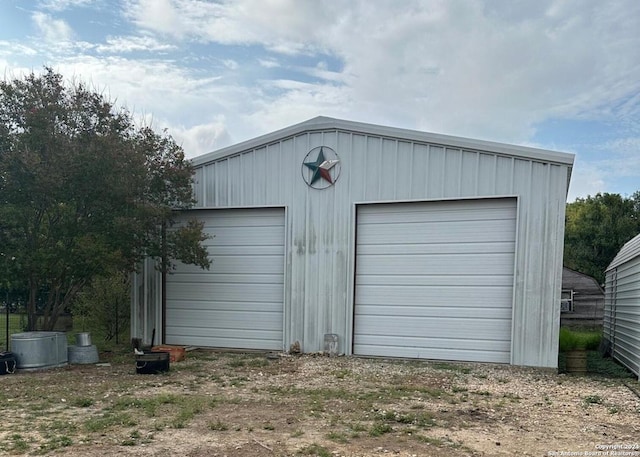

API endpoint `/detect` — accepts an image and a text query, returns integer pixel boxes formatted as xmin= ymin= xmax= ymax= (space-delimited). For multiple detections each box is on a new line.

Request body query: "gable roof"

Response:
xmin=607 ymin=233 xmax=640 ymax=271
xmin=192 ymin=116 xmax=576 ymax=169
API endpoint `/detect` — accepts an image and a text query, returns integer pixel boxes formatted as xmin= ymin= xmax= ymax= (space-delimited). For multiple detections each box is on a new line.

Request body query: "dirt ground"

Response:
xmin=1 ymin=350 xmax=639 ymax=456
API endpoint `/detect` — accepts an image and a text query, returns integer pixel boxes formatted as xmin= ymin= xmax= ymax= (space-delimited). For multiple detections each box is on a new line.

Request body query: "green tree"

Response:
xmin=564 ymin=192 xmax=640 ymax=284
xmin=0 ymin=68 xmax=210 ymax=331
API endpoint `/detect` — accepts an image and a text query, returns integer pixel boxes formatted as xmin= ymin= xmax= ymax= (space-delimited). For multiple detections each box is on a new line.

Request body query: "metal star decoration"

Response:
xmin=303 ymin=147 xmax=340 ymax=185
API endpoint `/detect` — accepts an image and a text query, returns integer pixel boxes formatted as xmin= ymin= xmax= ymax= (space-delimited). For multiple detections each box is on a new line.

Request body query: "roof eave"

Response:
xmin=191 ymin=116 xmax=576 ymax=168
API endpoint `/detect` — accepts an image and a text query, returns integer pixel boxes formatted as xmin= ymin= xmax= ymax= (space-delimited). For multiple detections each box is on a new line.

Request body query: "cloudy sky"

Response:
xmin=1 ymin=0 xmax=639 ymax=201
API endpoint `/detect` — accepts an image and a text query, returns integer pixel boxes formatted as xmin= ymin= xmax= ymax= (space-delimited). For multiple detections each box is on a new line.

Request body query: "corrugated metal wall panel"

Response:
xmin=137 ymin=120 xmax=570 ymax=367
xmin=604 ymin=251 xmax=640 ymax=378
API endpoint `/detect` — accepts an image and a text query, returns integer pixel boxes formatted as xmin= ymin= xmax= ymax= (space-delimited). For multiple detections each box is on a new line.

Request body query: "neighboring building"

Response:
xmin=132 ymin=117 xmax=574 ymax=368
xmin=604 ymin=234 xmax=640 ymax=379
xmin=560 ymin=267 xmax=604 ymax=328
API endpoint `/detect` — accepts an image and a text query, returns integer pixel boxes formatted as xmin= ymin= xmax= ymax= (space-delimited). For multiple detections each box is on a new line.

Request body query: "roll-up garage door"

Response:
xmin=354 ymin=198 xmax=516 ymax=363
xmin=165 ymin=208 xmax=285 ymax=350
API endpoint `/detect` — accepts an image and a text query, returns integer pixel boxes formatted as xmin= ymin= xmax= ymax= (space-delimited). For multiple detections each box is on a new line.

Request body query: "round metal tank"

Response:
xmin=10 ymin=332 xmax=68 ymax=370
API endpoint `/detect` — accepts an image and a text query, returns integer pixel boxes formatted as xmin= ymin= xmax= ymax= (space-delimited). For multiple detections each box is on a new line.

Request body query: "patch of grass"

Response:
xmin=414 ymin=435 xmax=446 ymax=445
xmin=559 ymin=328 xmax=601 ymax=351
xmin=84 ymin=412 xmax=137 ymax=432
xmin=208 ymin=419 xmax=228 ymax=431
xmin=36 ymin=435 xmax=73 ymax=453
xmin=8 ymin=434 xmax=30 ymax=453
xmin=121 ymin=430 xmax=142 ymax=446
xmin=326 ymin=431 xmax=349 ymax=443
xmin=586 ymin=352 xmax=636 ymax=378
xmin=348 ymin=422 xmax=367 ymax=433
xmin=72 ymin=397 xmax=95 ymax=408
xmin=111 ymin=393 xmax=207 ymax=428
xmin=502 ymin=392 xmax=521 ymax=401
xmin=246 ymin=357 xmax=269 ymax=368
xmin=473 ymin=390 xmax=492 ymax=397
xmin=333 ymin=369 xmax=352 ymax=379
xmin=39 ymin=419 xmax=77 ymax=434
xmin=377 ymin=410 xmax=435 ymax=428
xmin=263 ymin=423 xmax=275 ymax=431
xmin=431 ymin=362 xmax=472 ymax=374
xmin=583 ymin=394 xmax=603 ymax=405
xmin=369 ymin=422 xmax=393 ymax=436
xmin=291 ymin=429 xmax=304 ymax=438
xmin=298 ymin=443 xmax=332 ymax=457
xmin=226 ymin=358 xmax=246 ymax=368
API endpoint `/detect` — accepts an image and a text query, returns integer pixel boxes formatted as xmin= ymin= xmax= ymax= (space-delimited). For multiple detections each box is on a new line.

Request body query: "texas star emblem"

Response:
xmin=302 ymin=146 xmax=341 ymax=189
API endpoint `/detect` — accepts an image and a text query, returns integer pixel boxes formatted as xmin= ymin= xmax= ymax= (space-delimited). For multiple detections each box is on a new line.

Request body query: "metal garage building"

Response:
xmin=132 ymin=116 xmax=574 ymax=368
xmin=604 ymin=234 xmax=640 ymax=379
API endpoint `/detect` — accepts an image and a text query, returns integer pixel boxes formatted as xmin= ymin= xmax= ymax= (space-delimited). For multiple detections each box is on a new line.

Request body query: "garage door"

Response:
xmin=353 ymin=198 xmax=516 ymax=363
xmin=165 ymin=208 xmax=285 ymax=350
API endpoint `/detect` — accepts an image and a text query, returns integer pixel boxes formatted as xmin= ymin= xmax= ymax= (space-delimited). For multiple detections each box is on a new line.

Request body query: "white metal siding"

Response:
xmin=165 ymin=208 xmax=285 ymax=350
xmin=605 ymin=234 xmax=640 ymax=378
xmin=354 ymin=198 xmax=516 ymax=363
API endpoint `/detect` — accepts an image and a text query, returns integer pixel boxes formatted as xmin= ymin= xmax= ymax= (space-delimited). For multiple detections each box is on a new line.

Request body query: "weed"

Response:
xmin=85 ymin=412 xmax=136 ymax=432
xmin=583 ymin=395 xmax=603 ymax=405
xmin=333 ymin=369 xmax=352 ymax=379
xmin=349 ymin=422 xmax=367 ymax=433
xmin=369 ymin=422 xmax=393 ymax=436
xmin=473 ymin=390 xmax=492 ymax=397
xmin=121 ymin=430 xmax=141 ymax=446
xmin=414 ymin=435 xmax=445 ymax=445
xmin=326 ymin=431 xmax=349 ymax=443
xmin=246 ymin=357 xmax=269 ymax=368
xmin=39 ymin=419 xmax=77 ymax=434
xmin=263 ymin=423 xmax=275 ymax=431
xmin=291 ymin=429 xmax=304 ymax=438
xmin=72 ymin=397 xmax=95 ymax=408
xmin=9 ymin=434 xmax=29 ymax=453
xmin=37 ymin=435 xmax=73 ymax=453
xmin=226 ymin=358 xmax=246 ymax=368
xmin=298 ymin=443 xmax=332 ymax=457
xmin=208 ymin=419 xmax=228 ymax=431
xmin=451 ymin=385 xmax=468 ymax=393
xmin=502 ymin=392 xmax=521 ymax=402
xmin=431 ymin=362 xmax=472 ymax=374
xmin=377 ymin=410 xmax=435 ymax=428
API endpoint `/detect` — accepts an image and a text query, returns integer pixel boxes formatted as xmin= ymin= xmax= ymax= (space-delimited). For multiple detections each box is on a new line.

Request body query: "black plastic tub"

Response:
xmin=135 ymin=350 xmax=170 ymax=374
xmin=1 ymin=352 xmax=16 ymax=375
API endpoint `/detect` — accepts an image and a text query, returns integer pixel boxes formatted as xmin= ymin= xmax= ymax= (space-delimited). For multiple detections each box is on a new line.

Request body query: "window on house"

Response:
xmin=560 ymin=289 xmax=574 ymax=313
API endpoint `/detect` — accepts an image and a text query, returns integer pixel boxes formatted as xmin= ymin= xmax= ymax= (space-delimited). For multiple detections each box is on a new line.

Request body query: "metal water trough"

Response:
xmin=11 ymin=331 xmax=68 ymax=370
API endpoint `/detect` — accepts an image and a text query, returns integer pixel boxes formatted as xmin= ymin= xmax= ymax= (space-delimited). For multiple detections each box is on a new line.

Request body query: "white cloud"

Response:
xmin=170 ymin=119 xmax=233 ymax=157
xmin=0 ymin=42 xmax=38 ymax=57
xmin=258 ymin=58 xmax=280 ymax=68
xmin=122 ymin=0 xmax=640 ymax=145
xmin=38 ymin=0 xmax=93 ymax=11
xmin=96 ymin=35 xmax=177 ymax=53
xmin=32 ymin=11 xmax=74 ymax=43
xmin=222 ymin=59 xmax=238 ymax=70
xmin=124 ymin=0 xmax=335 ymax=53
xmin=567 ymin=161 xmax=606 ymax=201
